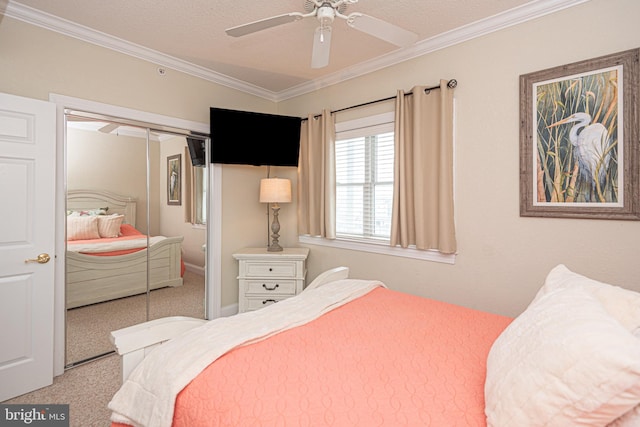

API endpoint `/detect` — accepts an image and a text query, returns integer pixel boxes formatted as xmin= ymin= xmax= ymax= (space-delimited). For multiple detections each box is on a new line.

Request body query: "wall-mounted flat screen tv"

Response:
xmin=210 ymin=107 xmax=301 ymax=167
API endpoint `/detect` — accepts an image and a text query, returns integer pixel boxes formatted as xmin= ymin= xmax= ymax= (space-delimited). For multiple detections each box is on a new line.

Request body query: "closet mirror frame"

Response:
xmin=63 ymin=108 xmax=210 ymax=367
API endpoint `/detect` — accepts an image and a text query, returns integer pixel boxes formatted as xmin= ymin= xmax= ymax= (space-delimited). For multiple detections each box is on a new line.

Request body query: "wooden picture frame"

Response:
xmin=519 ymin=48 xmax=639 ymax=220
xmin=167 ymin=154 xmax=181 ymax=206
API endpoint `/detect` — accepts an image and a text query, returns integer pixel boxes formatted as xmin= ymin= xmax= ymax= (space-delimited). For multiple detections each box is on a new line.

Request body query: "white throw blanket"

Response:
xmin=109 ymin=278 xmax=385 ymax=427
xmin=67 ymin=236 xmax=165 ymax=253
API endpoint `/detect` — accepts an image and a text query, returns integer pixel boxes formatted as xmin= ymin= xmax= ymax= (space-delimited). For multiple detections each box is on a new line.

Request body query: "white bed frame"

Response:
xmin=111 ymin=266 xmax=350 ymax=381
xmin=66 ymin=189 xmax=183 ymax=309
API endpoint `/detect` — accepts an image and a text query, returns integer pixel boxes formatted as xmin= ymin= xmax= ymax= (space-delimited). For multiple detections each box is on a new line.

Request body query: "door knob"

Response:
xmin=25 ymin=253 xmax=51 ymax=264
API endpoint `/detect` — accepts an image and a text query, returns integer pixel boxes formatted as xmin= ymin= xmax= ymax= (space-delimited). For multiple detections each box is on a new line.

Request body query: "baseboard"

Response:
xmin=220 ymin=303 xmax=238 ymax=318
xmin=183 ymin=263 xmax=236 ymax=318
xmin=184 ymin=262 xmax=205 ymax=276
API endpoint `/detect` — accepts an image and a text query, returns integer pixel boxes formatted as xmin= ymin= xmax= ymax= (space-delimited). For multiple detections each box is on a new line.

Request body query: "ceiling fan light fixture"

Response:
xmin=317 ymin=4 xmax=335 ymax=26
xmin=319 ymin=27 xmax=327 ymax=43
xmin=312 ymin=26 xmax=332 ymax=68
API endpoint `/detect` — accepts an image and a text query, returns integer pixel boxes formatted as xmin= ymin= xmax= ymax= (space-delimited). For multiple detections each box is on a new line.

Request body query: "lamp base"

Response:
xmin=267 ymin=204 xmax=283 ymax=252
xmin=267 ymin=242 xmax=283 ymax=252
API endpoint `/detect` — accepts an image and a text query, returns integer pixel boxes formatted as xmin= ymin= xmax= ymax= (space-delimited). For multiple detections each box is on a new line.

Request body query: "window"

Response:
xmin=185 ymin=140 xmax=208 ymax=227
xmin=299 ymin=111 xmax=455 ymax=264
xmin=194 ymin=166 xmax=206 ymax=225
xmin=335 ymin=112 xmax=394 ymax=243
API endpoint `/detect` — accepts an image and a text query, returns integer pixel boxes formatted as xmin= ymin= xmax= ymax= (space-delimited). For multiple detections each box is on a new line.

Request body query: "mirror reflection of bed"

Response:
xmin=65 ymin=118 xmax=207 ymax=367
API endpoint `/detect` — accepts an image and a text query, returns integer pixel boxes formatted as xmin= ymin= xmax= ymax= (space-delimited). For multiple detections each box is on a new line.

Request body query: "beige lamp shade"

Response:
xmin=259 ymin=178 xmax=291 ymax=203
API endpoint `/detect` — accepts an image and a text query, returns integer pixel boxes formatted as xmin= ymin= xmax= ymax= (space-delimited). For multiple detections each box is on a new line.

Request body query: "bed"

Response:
xmin=66 ymin=189 xmax=184 ymax=309
xmin=108 ymin=265 xmax=640 ymax=427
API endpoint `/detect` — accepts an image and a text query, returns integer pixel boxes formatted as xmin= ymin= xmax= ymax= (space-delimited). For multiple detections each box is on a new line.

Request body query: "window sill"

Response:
xmin=191 ymin=223 xmax=206 ymax=230
xmin=298 ymin=235 xmax=456 ymax=264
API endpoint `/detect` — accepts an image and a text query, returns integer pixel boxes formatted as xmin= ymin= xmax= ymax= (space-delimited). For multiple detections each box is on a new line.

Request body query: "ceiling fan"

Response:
xmin=225 ymin=0 xmax=418 ymax=69
xmin=65 ymin=115 xmax=120 ymax=133
xmin=66 ymin=117 xmax=157 ymax=138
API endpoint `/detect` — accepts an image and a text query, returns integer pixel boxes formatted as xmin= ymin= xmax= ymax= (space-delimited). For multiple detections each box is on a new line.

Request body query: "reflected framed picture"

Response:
xmin=519 ymin=48 xmax=639 ymax=220
xmin=167 ymin=154 xmax=181 ymax=206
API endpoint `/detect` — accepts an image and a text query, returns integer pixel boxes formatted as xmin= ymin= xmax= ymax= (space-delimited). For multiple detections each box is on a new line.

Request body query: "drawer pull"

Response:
xmin=262 ymin=283 xmax=279 ymax=291
xmin=269 ymin=267 xmax=273 ymax=271
xmin=263 ymin=299 xmax=277 ymax=305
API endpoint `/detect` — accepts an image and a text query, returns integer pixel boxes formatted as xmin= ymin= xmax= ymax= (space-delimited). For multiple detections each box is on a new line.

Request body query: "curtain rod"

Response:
xmin=302 ymin=79 xmax=457 ymax=121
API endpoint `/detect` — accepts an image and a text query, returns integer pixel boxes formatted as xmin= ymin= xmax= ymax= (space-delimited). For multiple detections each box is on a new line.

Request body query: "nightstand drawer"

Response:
xmin=243 ymin=279 xmax=297 ymax=296
xmin=244 ymin=261 xmax=297 ymax=277
xmin=245 ymin=296 xmax=289 ymax=311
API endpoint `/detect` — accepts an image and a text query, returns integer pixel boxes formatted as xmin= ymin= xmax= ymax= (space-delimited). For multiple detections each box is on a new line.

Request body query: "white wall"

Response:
xmin=277 ymin=0 xmax=640 ymax=316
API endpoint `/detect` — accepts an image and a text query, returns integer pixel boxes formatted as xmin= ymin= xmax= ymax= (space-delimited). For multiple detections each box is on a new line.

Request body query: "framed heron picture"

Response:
xmin=519 ymin=48 xmax=639 ymax=220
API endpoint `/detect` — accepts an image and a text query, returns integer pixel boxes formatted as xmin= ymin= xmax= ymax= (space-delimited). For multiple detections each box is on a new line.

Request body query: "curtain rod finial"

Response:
xmin=447 ymin=79 xmax=457 ymax=89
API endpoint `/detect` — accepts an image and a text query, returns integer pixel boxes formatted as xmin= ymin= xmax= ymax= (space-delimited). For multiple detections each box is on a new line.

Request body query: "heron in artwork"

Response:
xmin=547 ymin=112 xmax=613 ymax=201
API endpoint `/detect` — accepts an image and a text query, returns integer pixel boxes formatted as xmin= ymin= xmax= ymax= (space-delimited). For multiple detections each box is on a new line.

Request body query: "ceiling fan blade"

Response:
xmin=311 ymin=26 xmax=332 ymax=69
xmin=346 ymin=13 xmax=418 ymax=47
xmin=66 ymin=116 xmax=95 ymax=122
xmin=98 ymin=123 xmax=119 ymax=134
xmin=226 ymin=12 xmax=304 ymax=37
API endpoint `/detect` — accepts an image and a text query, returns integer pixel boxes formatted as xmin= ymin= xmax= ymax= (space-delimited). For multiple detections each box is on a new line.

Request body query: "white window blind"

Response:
xmin=335 ymin=113 xmax=394 ymax=242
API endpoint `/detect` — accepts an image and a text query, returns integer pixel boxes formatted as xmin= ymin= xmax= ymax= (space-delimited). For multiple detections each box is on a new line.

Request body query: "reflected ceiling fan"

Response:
xmin=66 ymin=117 xmax=163 ymax=139
xmin=225 ymin=0 xmax=418 ymax=68
xmin=65 ymin=115 xmax=121 ymax=133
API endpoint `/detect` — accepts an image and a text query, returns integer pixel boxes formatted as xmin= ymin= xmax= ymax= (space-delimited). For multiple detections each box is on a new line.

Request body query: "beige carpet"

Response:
xmin=3 ymin=270 xmax=206 ymax=426
xmin=4 ymin=354 xmax=121 ymax=426
xmin=67 ymin=270 xmax=205 ymax=364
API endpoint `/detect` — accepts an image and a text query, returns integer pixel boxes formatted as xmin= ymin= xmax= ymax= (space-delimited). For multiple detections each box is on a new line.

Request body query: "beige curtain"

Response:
xmin=184 ymin=146 xmax=197 ymax=224
xmin=297 ymin=109 xmax=336 ymax=238
xmin=391 ymin=80 xmax=457 ymax=253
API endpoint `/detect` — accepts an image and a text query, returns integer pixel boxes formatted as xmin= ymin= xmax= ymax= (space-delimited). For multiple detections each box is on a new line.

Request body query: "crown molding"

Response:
xmin=4 ymin=0 xmax=589 ymax=103
xmin=3 ymin=0 xmax=281 ymax=101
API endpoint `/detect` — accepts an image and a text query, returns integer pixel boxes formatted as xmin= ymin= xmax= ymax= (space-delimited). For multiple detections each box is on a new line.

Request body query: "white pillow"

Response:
xmin=97 ymin=214 xmax=124 ymax=238
xmin=608 ymin=404 xmax=640 ymax=427
xmin=535 ymin=264 xmax=640 ymax=332
xmin=485 ymin=283 xmax=640 ymax=426
xmin=67 ymin=216 xmax=100 ymax=240
xmin=608 ymin=329 xmax=640 ymax=427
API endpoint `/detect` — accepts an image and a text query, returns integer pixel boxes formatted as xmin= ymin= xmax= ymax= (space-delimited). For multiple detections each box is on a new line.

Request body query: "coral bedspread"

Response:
xmin=113 ymin=287 xmax=511 ymax=426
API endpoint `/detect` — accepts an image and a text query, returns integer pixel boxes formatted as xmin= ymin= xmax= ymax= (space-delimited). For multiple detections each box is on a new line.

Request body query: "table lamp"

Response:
xmin=259 ymin=177 xmax=291 ymax=252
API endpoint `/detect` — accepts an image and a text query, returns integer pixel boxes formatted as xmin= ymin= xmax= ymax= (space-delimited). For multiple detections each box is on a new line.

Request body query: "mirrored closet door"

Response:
xmin=64 ymin=111 xmax=209 ymax=367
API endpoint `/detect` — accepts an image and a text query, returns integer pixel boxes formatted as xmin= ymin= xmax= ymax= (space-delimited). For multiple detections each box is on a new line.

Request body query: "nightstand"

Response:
xmin=233 ymin=247 xmax=310 ymax=313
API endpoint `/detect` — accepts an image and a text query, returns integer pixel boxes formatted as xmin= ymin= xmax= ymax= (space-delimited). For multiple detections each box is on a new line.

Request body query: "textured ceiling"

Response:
xmin=4 ymin=0 xmax=586 ymax=99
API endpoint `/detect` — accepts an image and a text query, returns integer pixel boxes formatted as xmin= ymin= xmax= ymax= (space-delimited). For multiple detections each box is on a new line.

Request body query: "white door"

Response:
xmin=0 ymin=92 xmax=56 ymax=401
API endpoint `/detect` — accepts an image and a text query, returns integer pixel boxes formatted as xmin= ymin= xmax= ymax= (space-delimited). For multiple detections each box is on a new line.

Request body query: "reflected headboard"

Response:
xmin=67 ymin=189 xmax=137 ymax=228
